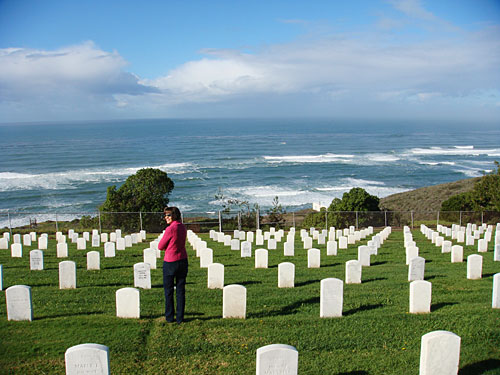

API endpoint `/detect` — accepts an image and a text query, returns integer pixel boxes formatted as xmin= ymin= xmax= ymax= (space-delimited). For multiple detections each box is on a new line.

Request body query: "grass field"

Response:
xmin=0 ymin=228 xmax=499 ymax=374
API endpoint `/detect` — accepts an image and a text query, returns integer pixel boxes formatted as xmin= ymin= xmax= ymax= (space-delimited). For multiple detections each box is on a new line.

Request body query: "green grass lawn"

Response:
xmin=0 ymin=228 xmax=499 ymax=374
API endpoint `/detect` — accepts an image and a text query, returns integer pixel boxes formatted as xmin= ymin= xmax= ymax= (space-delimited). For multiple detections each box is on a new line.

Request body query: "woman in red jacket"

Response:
xmin=158 ymin=206 xmax=188 ymax=323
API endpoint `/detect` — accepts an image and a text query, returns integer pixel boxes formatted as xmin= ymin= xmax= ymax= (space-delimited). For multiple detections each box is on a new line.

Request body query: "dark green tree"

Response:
xmin=267 ymin=196 xmax=286 ymax=229
xmin=99 ymin=168 xmax=174 ymax=232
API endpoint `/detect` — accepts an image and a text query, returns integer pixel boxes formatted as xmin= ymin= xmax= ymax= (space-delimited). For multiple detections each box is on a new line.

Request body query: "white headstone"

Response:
xmin=278 ymin=262 xmax=295 ymax=288
xmin=256 ymin=344 xmax=298 ymax=375
xmin=357 ymin=246 xmax=371 ymax=267
xmin=104 ymin=242 xmax=116 ymax=258
xmin=38 ymin=236 xmax=48 ymax=250
xmin=134 ymin=262 xmax=151 ymax=289
xmin=303 ymin=237 xmax=312 ymax=250
xmin=91 ymin=235 xmax=100 ymax=248
xmin=493 ymin=273 xmax=500 ymax=308
xmin=320 ymin=278 xmax=343 ymax=318
xmin=419 ymin=330 xmax=460 ymax=375
xmin=256 ymin=234 xmax=264 ymax=246
xmin=23 ymin=234 xmax=32 ymax=246
xmin=0 ymin=238 xmax=8 ymax=249
xmin=307 ymin=248 xmax=320 ymax=268
xmin=477 ymin=239 xmax=488 ymax=252
xmin=116 ymin=287 xmax=140 ymax=318
xmin=268 ymin=238 xmax=277 ymax=250
xmin=338 ymin=236 xmax=348 ymax=249
xmin=223 ymin=284 xmax=246 ymax=319
xmin=467 ymin=254 xmax=483 ymax=280
xmin=230 ymin=238 xmax=240 ymax=250
xmin=255 ymin=249 xmax=269 ymax=269
xmin=116 ymin=237 xmax=126 ymax=251
xmin=410 ymin=280 xmax=431 ymax=314
xmin=143 ymin=249 xmax=157 ymax=270
xmin=11 ymin=243 xmax=22 ymax=258
xmin=326 ymin=240 xmax=337 ymax=256
xmin=59 ymin=261 xmax=77 ymax=289
xmin=100 ymin=233 xmax=108 ymax=243
xmin=140 ymin=230 xmax=146 ymax=240
xmin=406 ymin=246 xmax=419 ymax=265
xmin=87 ymin=251 xmax=100 ymax=270
xmin=495 ymin=244 xmax=500 ymax=262
xmin=241 ymin=241 xmax=252 ymax=258
xmin=110 ymin=232 xmax=117 ymax=242
xmin=284 ymin=241 xmax=294 ymax=256
xmin=57 ymin=243 xmax=68 ymax=258
xmin=345 ymin=260 xmax=361 ymax=284
xmin=77 ymin=238 xmax=86 ymax=250
xmin=451 ymin=245 xmax=463 ymax=263
xmin=65 ymin=343 xmax=109 ymax=375
xmin=124 ymin=235 xmax=133 ymax=248
xmin=29 ymin=250 xmax=43 ymax=270
xmin=408 ymin=256 xmax=425 ymax=282
xmin=6 ymin=285 xmax=33 ymax=321
xmin=208 ymin=263 xmax=224 ymax=289
xmin=442 ymin=240 xmax=452 ymax=253
xmin=200 ymin=248 xmax=213 ymax=268
xmin=83 ymin=232 xmax=90 ymax=241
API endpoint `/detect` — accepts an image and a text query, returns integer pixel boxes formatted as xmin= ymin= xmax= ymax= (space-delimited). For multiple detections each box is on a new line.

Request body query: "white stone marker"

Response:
xmin=256 ymin=344 xmax=298 ymax=375
xmin=223 ymin=284 xmax=246 ymax=319
xmin=268 ymin=238 xmax=277 ymax=250
xmin=358 ymin=246 xmax=371 ymax=267
xmin=124 ymin=235 xmax=133 ymax=248
xmin=104 ymin=242 xmax=116 ymax=258
xmin=410 ymin=280 xmax=431 ymax=314
xmin=493 ymin=273 xmax=500 ymax=308
xmin=241 ymin=241 xmax=252 ymax=258
xmin=100 ymin=233 xmax=109 ymax=243
xmin=116 ymin=287 xmax=140 ymax=318
xmin=0 ymin=238 xmax=8 ymax=249
xmin=451 ymin=245 xmax=463 ymax=263
xmin=208 ymin=263 xmax=224 ymax=289
xmin=23 ymin=234 xmax=32 ymax=246
xmin=65 ymin=343 xmax=110 ymax=375
xmin=59 ymin=261 xmax=76 ymax=289
xmin=320 ymin=278 xmax=343 ymax=318
xmin=284 ymin=241 xmax=294 ymax=256
xmin=91 ymin=235 xmax=100 ymax=248
xmin=200 ymin=248 xmax=213 ymax=268
xmin=255 ymin=249 xmax=268 ymax=269
xmin=477 ymin=238 xmax=488 ymax=252
xmin=110 ymin=232 xmax=117 ymax=242
xmin=256 ymin=234 xmax=264 ymax=246
xmin=406 ymin=246 xmax=419 ymax=265
xmin=419 ymin=330 xmax=460 ymax=375
xmin=134 ymin=262 xmax=151 ymax=289
xmin=57 ymin=243 xmax=68 ymax=258
xmin=11 ymin=243 xmax=22 ymax=258
xmin=408 ymin=256 xmax=425 ymax=282
xmin=327 ymin=240 xmax=337 ymax=256
xmin=131 ymin=233 xmax=139 ymax=244
xmin=76 ymin=238 xmax=86 ymax=250
xmin=495 ymin=244 xmax=500 ymax=261
xmin=143 ymin=248 xmax=157 ymax=270
xmin=30 ymin=250 xmax=43 ymax=270
xmin=307 ymin=248 xmax=321 ymax=268
xmin=467 ymin=254 xmax=483 ymax=280
xmin=278 ymin=262 xmax=295 ymax=288
xmin=338 ymin=236 xmax=348 ymax=249
xmin=87 ymin=251 xmax=100 ymax=271
xmin=140 ymin=230 xmax=146 ymax=240
xmin=303 ymin=237 xmax=312 ymax=250
xmin=230 ymin=238 xmax=240 ymax=250
xmin=442 ymin=240 xmax=452 ymax=253
xmin=83 ymin=232 xmax=90 ymax=241
xmin=38 ymin=236 xmax=47 ymax=250
xmin=6 ymin=285 xmax=33 ymax=321
xmin=116 ymin=237 xmax=126 ymax=251
xmin=345 ymin=260 xmax=362 ymax=284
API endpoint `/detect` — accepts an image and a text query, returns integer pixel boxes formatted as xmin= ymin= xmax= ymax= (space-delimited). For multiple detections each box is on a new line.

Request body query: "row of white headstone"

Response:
xmin=61 ymin=329 xmax=462 ymax=375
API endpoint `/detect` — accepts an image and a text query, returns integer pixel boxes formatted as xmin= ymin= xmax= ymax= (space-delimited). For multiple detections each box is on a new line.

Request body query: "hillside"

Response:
xmin=379 ymin=177 xmax=480 ymax=212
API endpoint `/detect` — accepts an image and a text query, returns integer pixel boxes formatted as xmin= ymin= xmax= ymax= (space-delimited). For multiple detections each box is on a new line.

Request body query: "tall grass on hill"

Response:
xmin=0 ymin=229 xmax=499 ymax=374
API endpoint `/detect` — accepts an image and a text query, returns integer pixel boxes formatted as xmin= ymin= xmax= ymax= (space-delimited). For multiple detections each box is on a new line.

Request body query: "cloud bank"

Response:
xmin=1 ymin=2 xmax=499 ymax=122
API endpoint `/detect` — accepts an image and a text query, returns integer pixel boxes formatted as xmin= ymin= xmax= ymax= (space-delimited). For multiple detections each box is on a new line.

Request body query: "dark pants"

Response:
xmin=163 ymin=259 xmax=188 ymax=323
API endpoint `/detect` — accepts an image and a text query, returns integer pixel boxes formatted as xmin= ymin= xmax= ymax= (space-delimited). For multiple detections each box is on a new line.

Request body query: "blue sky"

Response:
xmin=0 ymin=0 xmax=499 ymax=123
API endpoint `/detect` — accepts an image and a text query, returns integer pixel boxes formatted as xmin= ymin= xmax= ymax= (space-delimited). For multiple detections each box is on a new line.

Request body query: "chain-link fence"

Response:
xmin=1 ymin=210 xmax=499 ymax=235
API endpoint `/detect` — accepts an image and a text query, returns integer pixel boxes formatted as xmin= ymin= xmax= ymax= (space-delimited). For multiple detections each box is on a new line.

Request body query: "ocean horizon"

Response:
xmin=1 ymin=118 xmax=499 ymax=228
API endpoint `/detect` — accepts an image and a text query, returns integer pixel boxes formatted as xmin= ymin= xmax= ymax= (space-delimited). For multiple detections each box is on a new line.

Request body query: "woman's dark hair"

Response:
xmin=164 ymin=206 xmax=182 ymax=221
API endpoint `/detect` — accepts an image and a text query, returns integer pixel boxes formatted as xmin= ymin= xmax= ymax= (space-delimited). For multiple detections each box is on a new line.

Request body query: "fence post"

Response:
xmin=55 ymin=213 xmax=59 ymax=233
xmin=481 ymin=211 xmax=484 ymax=225
xmin=411 ymin=211 xmax=414 ymax=229
xmin=436 ymin=211 xmax=439 ymax=227
xmin=218 ymin=210 xmax=222 ymax=233
xmin=238 ymin=212 xmax=241 ymax=231
xmin=139 ymin=211 xmax=143 ymax=231
xmin=256 ymin=209 xmax=260 ymax=230
xmin=8 ymin=211 xmax=12 ymax=239
xmin=384 ymin=210 xmax=387 ymax=227
xmin=292 ymin=212 xmax=295 ymax=228
xmin=355 ymin=211 xmax=359 ymax=230
xmin=325 ymin=211 xmax=328 ymax=230
xmin=98 ymin=211 xmax=102 ymax=233
xmin=459 ymin=211 xmax=462 ymax=226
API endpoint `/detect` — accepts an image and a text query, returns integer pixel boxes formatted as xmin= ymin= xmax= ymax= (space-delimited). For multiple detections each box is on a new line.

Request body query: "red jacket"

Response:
xmin=158 ymin=220 xmax=188 ymax=262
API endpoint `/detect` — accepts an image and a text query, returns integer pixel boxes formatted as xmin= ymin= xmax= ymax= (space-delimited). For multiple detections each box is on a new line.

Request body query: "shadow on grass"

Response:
xmin=251 ymin=297 xmax=320 ymax=318
xmin=363 ymin=277 xmax=388 ymax=283
xmin=295 ymin=279 xmax=321 ymax=287
xmin=371 ymin=261 xmax=387 ymax=266
xmin=344 ymin=303 xmax=384 ymax=316
xmin=335 ymin=372 xmax=368 ymax=375
xmin=459 ymin=359 xmax=500 ymax=375
xmin=233 ymin=280 xmax=262 ymax=286
xmin=431 ymin=302 xmax=458 ymax=312
xmin=483 ymin=273 xmax=497 ymax=278
xmin=36 ymin=311 xmax=105 ymax=320
xmin=102 ymin=265 xmax=131 ymax=270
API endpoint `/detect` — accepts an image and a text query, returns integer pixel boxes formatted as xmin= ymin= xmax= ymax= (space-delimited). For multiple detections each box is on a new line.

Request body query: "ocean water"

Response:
xmin=1 ymin=118 xmax=499 ymax=227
